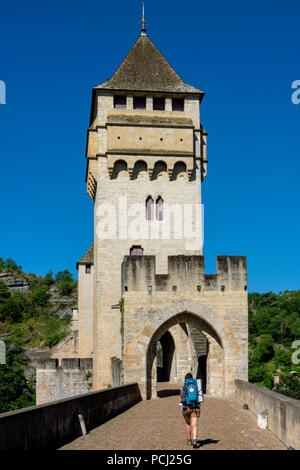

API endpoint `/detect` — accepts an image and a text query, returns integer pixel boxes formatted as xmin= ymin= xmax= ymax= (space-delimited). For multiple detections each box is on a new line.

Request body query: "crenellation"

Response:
xmin=122 ymin=255 xmax=247 ymax=293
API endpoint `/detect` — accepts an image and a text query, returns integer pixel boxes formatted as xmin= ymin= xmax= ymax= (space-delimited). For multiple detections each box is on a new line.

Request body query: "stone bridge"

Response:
xmin=1 ymin=381 xmax=299 ymax=450
xmin=59 ymin=383 xmax=285 ymax=451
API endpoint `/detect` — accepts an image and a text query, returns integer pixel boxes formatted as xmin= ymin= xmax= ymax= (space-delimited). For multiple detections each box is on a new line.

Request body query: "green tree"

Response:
xmin=4 ymin=258 xmax=22 ymax=274
xmin=252 ymin=335 xmax=274 ymax=362
xmin=55 ymin=270 xmax=74 ymax=283
xmin=290 ymin=318 xmax=300 ymax=338
xmin=0 ymin=280 xmax=11 ymax=301
xmin=274 ymin=375 xmax=300 ymax=400
xmin=0 ymin=340 xmax=35 ymax=413
xmin=31 ymin=284 xmax=50 ymax=307
xmin=248 ymin=362 xmax=266 ymax=382
xmin=44 ymin=316 xmax=69 ymax=347
xmin=273 ymin=348 xmax=290 ymax=369
xmin=55 ymin=270 xmax=76 ymax=296
xmin=0 ymin=292 xmax=27 ymax=322
xmin=43 ymin=271 xmax=55 ymax=287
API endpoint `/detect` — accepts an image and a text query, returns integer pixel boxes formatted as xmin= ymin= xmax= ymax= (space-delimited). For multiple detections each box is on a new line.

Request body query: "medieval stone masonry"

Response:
xmin=36 ymin=26 xmax=248 ymax=404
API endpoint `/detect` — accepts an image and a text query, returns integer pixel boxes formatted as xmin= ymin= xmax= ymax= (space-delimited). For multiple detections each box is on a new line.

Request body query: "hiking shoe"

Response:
xmin=192 ymin=438 xmax=197 ymax=448
xmin=187 ymin=438 xmax=192 ymax=445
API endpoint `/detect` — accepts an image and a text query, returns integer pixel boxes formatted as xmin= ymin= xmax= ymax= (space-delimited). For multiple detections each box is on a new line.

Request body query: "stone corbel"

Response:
xmin=128 ymin=167 xmax=134 ymax=179
xmin=149 ymin=167 xmax=154 ymax=179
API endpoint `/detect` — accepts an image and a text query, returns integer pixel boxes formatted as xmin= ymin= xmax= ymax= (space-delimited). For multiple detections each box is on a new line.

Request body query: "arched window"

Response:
xmin=146 ymin=196 xmax=154 ymax=220
xmin=156 ymin=196 xmax=164 ymax=221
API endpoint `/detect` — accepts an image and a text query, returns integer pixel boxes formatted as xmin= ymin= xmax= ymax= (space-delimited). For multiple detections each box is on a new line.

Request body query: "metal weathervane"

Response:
xmin=140 ymin=2 xmax=147 ymax=35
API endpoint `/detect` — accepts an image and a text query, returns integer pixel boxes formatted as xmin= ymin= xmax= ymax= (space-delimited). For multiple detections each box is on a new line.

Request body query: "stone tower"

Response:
xmin=85 ymin=26 xmax=210 ymax=391
xmin=36 ymin=20 xmax=248 ymax=404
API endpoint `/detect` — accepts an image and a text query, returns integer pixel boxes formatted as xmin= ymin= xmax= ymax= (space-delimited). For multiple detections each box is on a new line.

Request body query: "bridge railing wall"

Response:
xmin=235 ymin=379 xmax=300 ymax=449
xmin=0 ymin=383 xmax=141 ymax=450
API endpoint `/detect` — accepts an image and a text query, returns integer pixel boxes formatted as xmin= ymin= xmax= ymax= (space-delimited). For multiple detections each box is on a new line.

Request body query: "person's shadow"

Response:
xmin=196 ymin=438 xmax=219 ymax=449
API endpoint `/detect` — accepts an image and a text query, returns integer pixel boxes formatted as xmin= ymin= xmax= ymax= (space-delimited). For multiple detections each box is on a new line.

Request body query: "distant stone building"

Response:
xmin=36 ymin=19 xmax=248 ymax=404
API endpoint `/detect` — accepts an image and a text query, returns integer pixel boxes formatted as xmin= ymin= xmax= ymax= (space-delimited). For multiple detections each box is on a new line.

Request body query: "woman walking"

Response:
xmin=180 ymin=373 xmax=203 ymax=448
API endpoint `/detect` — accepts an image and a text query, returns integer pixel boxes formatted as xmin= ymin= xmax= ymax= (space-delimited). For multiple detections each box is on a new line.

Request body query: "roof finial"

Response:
xmin=140 ymin=2 xmax=147 ymax=35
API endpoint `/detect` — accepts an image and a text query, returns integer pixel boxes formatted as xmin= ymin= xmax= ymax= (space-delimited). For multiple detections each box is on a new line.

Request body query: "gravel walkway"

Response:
xmin=60 ymin=384 xmax=285 ymax=451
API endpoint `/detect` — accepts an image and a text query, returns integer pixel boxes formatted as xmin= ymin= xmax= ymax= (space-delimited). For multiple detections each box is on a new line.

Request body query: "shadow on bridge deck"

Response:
xmin=156 ymin=382 xmax=181 ymax=398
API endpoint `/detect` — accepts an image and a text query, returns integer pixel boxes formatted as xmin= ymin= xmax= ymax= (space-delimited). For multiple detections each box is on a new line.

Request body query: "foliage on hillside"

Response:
xmin=0 ymin=257 xmax=77 ymax=413
xmin=248 ymin=291 xmax=300 ymax=399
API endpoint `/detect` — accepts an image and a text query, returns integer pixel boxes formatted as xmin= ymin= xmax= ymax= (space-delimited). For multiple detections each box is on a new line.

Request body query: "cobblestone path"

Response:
xmin=60 ymin=384 xmax=285 ymax=451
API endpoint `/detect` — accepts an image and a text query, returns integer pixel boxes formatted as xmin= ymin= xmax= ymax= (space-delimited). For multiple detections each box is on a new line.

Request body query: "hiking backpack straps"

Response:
xmin=184 ymin=378 xmax=199 ymax=407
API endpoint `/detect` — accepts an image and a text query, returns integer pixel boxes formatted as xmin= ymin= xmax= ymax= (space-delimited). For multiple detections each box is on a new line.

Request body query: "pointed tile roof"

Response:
xmin=76 ymin=244 xmax=94 ymax=269
xmin=95 ymin=35 xmax=204 ymax=95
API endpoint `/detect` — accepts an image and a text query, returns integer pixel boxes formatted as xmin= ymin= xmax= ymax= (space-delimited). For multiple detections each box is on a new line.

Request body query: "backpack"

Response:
xmin=184 ymin=378 xmax=199 ymax=407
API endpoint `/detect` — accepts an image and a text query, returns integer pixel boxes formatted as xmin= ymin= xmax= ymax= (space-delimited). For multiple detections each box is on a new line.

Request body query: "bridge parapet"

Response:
xmin=0 ymin=383 xmax=141 ymax=450
xmin=235 ymin=380 xmax=300 ymax=449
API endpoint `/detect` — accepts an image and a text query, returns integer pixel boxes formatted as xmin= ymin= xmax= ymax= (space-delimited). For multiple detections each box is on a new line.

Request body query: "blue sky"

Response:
xmin=0 ymin=0 xmax=299 ymax=292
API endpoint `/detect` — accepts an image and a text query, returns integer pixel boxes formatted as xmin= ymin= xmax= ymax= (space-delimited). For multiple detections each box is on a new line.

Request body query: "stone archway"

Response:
xmin=146 ymin=311 xmax=224 ymax=400
xmin=123 ymin=300 xmax=243 ymax=400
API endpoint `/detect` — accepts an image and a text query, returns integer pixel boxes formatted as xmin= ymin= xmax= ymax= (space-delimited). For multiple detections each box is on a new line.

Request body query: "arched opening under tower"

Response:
xmin=132 ymin=160 xmax=148 ymax=180
xmin=146 ymin=312 xmax=224 ymax=400
xmin=111 ymin=159 xmax=128 ymax=179
xmin=151 ymin=161 xmax=168 ymax=180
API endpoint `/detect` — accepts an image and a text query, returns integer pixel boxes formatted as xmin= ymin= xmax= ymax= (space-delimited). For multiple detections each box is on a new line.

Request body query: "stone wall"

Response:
xmin=0 ymin=383 xmax=141 ymax=450
xmin=77 ymin=264 xmax=94 ymax=357
xmin=36 ymin=358 xmax=93 ymax=405
xmin=235 ymin=379 xmax=300 ymax=449
xmin=93 ymin=175 xmax=203 ymax=390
